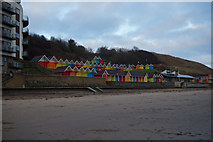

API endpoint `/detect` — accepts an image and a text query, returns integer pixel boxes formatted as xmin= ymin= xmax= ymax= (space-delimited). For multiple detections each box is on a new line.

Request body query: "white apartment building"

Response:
xmin=1 ymin=0 xmax=29 ymax=74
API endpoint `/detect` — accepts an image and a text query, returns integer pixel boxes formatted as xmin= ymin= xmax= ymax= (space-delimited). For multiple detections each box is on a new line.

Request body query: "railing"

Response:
xmin=2 ymin=31 xmax=16 ymax=40
xmin=2 ymin=2 xmax=16 ymax=14
xmin=2 ymin=45 xmax=16 ymax=53
xmin=2 ymin=17 xmax=17 ymax=27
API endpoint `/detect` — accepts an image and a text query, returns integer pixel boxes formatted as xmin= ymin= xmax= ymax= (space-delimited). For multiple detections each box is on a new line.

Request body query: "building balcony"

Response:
xmin=2 ymin=17 xmax=17 ymax=27
xmin=2 ymin=32 xmax=16 ymax=40
xmin=23 ymin=28 xmax=29 ymax=38
xmin=2 ymin=2 xmax=16 ymax=14
xmin=2 ymin=45 xmax=16 ymax=53
xmin=23 ymin=16 xmax=29 ymax=27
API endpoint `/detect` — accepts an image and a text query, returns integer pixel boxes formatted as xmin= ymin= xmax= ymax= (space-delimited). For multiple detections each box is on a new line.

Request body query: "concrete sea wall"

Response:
xmin=25 ymin=75 xmax=107 ymax=88
xmin=2 ymin=73 xmax=211 ymax=89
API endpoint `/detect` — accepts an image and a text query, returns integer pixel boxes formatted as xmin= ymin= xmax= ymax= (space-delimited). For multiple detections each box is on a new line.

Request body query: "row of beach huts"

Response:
xmin=31 ymin=55 xmax=212 ymax=83
xmin=32 ymin=55 xmax=154 ymax=70
xmin=32 ymin=55 xmax=163 ymax=82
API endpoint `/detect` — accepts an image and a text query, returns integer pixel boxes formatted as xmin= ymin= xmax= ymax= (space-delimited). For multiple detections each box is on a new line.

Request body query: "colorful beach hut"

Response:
xmin=70 ymin=66 xmax=79 ymax=76
xmin=47 ymin=56 xmax=58 ymax=69
xmin=88 ymin=68 xmax=97 ymax=77
xmin=31 ymin=55 xmax=49 ymax=68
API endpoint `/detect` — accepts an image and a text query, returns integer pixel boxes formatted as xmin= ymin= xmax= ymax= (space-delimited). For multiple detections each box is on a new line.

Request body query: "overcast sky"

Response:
xmin=22 ymin=2 xmax=211 ymax=67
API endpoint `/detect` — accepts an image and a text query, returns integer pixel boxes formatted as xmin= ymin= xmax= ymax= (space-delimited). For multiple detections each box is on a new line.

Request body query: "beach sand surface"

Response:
xmin=2 ymin=88 xmax=211 ymax=140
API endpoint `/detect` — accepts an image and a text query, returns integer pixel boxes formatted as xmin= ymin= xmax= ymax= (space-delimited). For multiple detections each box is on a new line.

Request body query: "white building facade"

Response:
xmin=1 ymin=0 xmax=29 ymax=73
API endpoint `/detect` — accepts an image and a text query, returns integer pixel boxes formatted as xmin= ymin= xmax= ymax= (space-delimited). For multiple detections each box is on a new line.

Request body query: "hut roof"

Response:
xmin=90 ymin=68 xmax=97 ymax=73
xmin=64 ymin=59 xmax=70 ymax=64
xmin=80 ymin=61 xmax=84 ymax=65
xmin=74 ymin=60 xmax=80 ymax=65
xmin=72 ymin=66 xmax=79 ymax=71
xmin=48 ymin=56 xmax=58 ymax=62
xmin=84 ymin=67 xmax=91 ymax=72
xmin=58 ymin=59 xmax=64 ymax=63
xmin=70 ymin=60 xmax=74 ymax=64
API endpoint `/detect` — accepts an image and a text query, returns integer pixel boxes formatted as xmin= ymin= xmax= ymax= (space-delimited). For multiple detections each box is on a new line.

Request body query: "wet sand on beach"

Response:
xmin=2 ymin=88 xmax=211 ymax=140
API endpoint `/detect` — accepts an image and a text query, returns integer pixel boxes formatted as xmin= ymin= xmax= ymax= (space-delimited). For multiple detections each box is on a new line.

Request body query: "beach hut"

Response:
xmin=158 ymin=74 xmax=163 ymax=82
xmin=76 ymin=67 xmax=85 ymax=77
xmin=118 ymin=71 xmax=127 ymax=82
xmin=149 ymin=64 xmax=154 ymax=69
xmin=47 ymin=56 xmax=58 ymax=69
xmin=83 ymin=68 xmax=90 ymax=77
xmin=88 ymin=68 xmax=97 ymax=77
xmin=101 ymin=70 xmax=109 ymax=80
xmin=111 ymin=74 xmax=116 ymax=81
xmin=136 ymin=64 xmax=140 ymax=69
xmin=107 ymin=70 xmax=117 ymax=81
xmin=125 ymin=71 xmax=131 ymax=82
xmin=130 ymin=71 xmax=144 ymax=82
xmin=56 ymin=59 xmax=65 ymax=68
xmin=102 ymin=63 xmax=106 ymax=70
xmin=143 ymin=73 xmax=148 ymax=82
xmin=105 ymin=63 xmax=112 ymax=70
xmin=62 ymin=66 xmax=73 ymax=76
xmin=138 ymin=76 xmax=142 ymax=82
xmin=140 ymin=64 xmax=144 ymax=69
xmin=31 ymin=55 xmax=49 ymax=68
xmin=153 ymin=74 xmax=157 ymax=82
xmin=130 ymin=64 xmax=135 ymax=69
xmin=70 ymin=66 xmax=79 ymax=76
xmin=145 ymin=64 xmax=149 ymax=70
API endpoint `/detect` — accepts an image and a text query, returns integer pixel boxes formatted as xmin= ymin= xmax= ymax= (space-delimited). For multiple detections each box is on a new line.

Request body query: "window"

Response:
xmin=2 ymin=41 xmax=11 ymax=48
xmin=2 ymin=14 xmax=11 ymax=23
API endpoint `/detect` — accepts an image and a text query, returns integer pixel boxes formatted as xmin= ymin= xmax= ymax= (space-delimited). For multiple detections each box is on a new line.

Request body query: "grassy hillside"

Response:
xmin=154 ymin=53 xmax=212 ymax=76
xmin=26 ymin=34 xmax=212 ymax=76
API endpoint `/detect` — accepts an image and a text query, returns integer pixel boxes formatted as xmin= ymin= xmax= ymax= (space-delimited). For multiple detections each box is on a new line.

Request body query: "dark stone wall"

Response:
xmin=24 ymin=75 xmax=107 ymax=88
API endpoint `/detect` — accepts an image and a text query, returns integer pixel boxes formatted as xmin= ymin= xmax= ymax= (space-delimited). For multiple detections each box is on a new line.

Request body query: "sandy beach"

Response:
xmin=2 ymin=88 xmax=211 ymax=140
